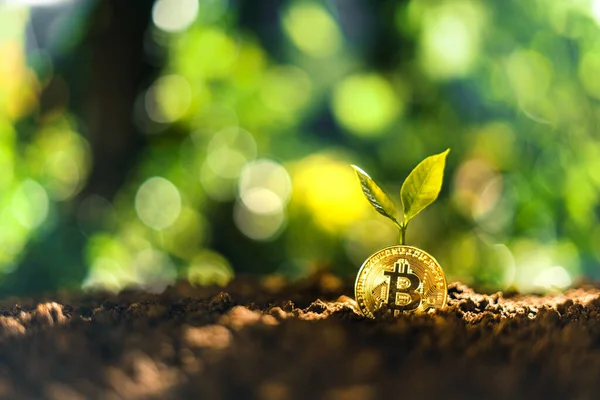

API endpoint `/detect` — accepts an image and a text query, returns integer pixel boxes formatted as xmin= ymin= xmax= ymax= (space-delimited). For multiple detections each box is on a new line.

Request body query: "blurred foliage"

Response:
xmin=1 ymin=0 xmax=600 ymax=295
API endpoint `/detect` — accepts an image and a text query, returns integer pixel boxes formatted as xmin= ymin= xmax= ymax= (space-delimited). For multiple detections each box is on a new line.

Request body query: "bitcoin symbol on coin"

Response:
xmin=355 ymin=245 xmax=447 ymax=318
xmin=385 ymin=259 xmax=421 ymax=312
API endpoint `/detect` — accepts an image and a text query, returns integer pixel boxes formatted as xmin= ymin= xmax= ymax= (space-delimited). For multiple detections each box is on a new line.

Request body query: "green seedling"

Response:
xmin=352 ymin=149 xmax=450 ymax=245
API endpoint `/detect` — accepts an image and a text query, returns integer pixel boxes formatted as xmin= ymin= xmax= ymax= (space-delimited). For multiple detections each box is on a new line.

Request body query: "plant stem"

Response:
xmin=400 ymin=223 xmax=407 ymax=245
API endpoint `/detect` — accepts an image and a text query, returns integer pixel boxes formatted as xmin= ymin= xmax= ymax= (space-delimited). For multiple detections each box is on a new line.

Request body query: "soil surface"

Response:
xmin=1 ymin=274 xmax=600 ymax=399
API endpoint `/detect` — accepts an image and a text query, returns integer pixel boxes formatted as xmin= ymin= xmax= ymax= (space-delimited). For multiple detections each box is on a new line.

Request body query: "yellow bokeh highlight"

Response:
xmin=290 ymin=154 xmax=371 ymax=232
xmin=0 ymin=6 xmax=38 ymax=119
xmin=332 ymin=74 xmax=400 ymax=137
xmin=0 ymin=41 xmax=39 ymax=120
xmin=282 ymin=1 xmax=342 ymax=57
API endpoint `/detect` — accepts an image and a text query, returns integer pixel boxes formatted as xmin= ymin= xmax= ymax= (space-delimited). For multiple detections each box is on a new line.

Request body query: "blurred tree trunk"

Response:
xmin=79 ymin=0 xmax=157 ymax=200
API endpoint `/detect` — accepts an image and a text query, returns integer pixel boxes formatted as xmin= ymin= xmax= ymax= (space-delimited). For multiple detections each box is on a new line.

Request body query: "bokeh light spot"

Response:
xmin=82 ymin=257 xmax=130 ymax=293
xmin=199 ymin=162 xmax=236 ymax=201
xmin=135 ymin=177 xmax=182 ymax=230
xmin=11 ymin=179 xmax=49 ymax=229
xmin=187 ymin=251 xmax=233 ymax=286
xmin=152 ymin=0 xmax=199 ymax=33
xmin=512 ymin=240 xmax=580 ymax=292
xmin=332 ymin=74 xmax=400 ymax=137
xmin=533 ymin=266 xmax=572 ymax=290
xmin=282 ymin=1 xmax=342 ymax=57
xmin=290 ymin=154 xmax=370 ymax=232
xmin=145 ymin=74 xmax=192 ymax=124
xmin=206 ymin=127 xmax=257 ymax=179
xmin=132 ymin=249 xmax=177 ymax=293
xmin=234 ymin=201 xmax=286 ymax=241
xmin=239 ymin=159 xmax=292 ymax=210
xmin=44 ymin=151 xmax=81 ymax=200
xmin=420 ymin=1 xmax=483 ymax=79
xmin=178 ymin=28 xmax=238 ymax=79
xmin=240 ymin=188 xmax=283 ymax=215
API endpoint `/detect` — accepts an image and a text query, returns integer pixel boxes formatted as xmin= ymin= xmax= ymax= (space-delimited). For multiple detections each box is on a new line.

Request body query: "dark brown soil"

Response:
xmin=1 ymin=274 xmax=600 ymax=399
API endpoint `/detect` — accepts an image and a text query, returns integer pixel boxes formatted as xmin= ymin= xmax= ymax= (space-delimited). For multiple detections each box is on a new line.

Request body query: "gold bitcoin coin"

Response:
xmin=354 ymin=245 xmax=447 ymax=318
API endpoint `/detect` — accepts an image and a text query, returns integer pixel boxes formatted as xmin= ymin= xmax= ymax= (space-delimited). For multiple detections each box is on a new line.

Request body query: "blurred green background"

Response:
xmin=0 ymin=0 xmax=598 ymax=295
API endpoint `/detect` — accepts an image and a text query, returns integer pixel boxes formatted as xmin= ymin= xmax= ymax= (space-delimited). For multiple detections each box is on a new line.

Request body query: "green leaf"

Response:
xmin=400 ymin=148 xmax=450 ymax=225
xmin=351 ymin=165 xmax=399 ymax=227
